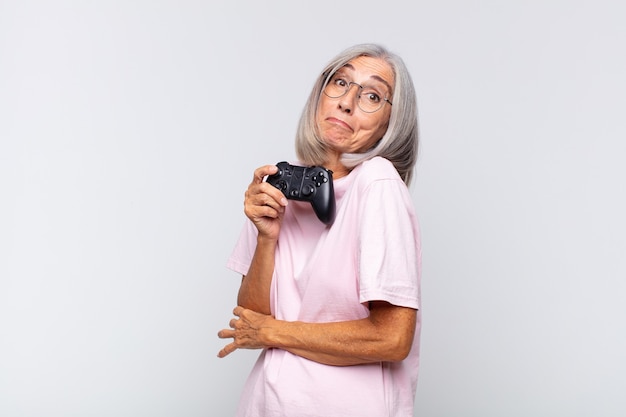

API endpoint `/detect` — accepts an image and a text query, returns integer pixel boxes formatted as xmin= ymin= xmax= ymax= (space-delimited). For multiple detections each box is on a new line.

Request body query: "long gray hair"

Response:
xmin=295 ymin=43 xmax=419 ymax=185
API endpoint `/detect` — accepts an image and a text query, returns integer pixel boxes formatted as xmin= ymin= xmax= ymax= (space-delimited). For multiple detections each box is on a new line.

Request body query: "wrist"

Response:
xmin=256 ymin=234 xmax=278 ymax=247
xmin=260 ymin=316 xmax=282 ymax=349
xmin=264 ymin=320 xmax=301 ymax=351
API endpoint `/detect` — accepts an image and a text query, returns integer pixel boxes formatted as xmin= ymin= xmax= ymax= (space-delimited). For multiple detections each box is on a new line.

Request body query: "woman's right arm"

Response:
xmin=236 ymin=165 xmax=288 ymax=315
xmin=237 ymin=235 xmax=276 ymax=315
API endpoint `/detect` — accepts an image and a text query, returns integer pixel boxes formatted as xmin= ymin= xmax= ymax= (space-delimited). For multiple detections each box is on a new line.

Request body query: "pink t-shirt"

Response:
xmin=226 ymin=156 xmax=422 ymax=417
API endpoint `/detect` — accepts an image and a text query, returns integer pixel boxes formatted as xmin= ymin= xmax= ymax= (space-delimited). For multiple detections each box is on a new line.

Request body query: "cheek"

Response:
xmin=376 ymin=119 xmax=390 ymax=137
xmin=367 ymin=113 xmax=390 ymax=138
xmin=315 ymin=105 xmax=324 ymax=125
xmin=315 ymin=101 xmax=328 ymax=126
xmin=360 ymin=132 xmax=383 ymax=151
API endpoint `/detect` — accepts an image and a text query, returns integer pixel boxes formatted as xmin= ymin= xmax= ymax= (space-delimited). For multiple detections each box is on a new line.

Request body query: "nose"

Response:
xmin=338 ymin=83 xmax=360 ymax=114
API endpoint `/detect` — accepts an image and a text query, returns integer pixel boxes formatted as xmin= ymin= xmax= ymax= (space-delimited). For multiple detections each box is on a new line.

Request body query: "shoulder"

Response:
xmin=354 ymin=156 xmax=403 ymax=183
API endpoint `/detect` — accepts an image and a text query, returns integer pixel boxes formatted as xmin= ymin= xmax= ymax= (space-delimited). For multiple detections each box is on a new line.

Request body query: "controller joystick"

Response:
xmin=266 ymin=161 xmax=336 ymax=225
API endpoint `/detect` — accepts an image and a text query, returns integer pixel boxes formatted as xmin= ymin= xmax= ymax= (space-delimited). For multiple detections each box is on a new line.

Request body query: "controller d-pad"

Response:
xmin=277 ymin=180 xmax=288 ymax=191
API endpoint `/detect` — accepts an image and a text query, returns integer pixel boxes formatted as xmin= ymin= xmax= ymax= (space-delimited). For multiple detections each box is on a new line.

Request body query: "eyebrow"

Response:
xmin=339 ymin=63 xmax=394 ymax=96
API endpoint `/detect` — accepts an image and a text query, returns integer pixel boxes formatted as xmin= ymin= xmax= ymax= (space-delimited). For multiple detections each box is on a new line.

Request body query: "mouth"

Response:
xmin=326 ymin=117 xmax=353 ymax=132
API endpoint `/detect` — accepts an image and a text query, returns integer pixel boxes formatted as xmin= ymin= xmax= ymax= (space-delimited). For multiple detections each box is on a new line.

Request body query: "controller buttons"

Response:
xmin=313 ymin=172 xmax=328 ymax=187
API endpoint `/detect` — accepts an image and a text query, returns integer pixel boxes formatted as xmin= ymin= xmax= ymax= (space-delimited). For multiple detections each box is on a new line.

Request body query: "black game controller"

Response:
xmin=266 ymin=161 xmax=336 ymax=225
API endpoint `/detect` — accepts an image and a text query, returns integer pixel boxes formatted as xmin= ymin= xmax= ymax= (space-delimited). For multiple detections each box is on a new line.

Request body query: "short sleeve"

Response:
xmin=226 ymin=219 xmax=258 ymax=277
xmin=357 ymin=178 xmax=421 ymax=309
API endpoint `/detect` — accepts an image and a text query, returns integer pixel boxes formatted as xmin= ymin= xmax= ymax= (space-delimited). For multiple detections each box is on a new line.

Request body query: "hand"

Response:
xmin=217 ymin=306 xmax=274 ymax=358
xmin=244 ymin=165 xmax=289 ymax=240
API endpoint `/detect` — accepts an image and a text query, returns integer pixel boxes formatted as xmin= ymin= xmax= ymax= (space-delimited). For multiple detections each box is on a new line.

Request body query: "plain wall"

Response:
xmin=1 ymin=1 xmax=624 ymax=416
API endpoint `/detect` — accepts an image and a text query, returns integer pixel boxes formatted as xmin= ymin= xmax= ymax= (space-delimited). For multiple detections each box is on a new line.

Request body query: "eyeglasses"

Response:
xmin=323 ymin=74 xmax=393 ymax=113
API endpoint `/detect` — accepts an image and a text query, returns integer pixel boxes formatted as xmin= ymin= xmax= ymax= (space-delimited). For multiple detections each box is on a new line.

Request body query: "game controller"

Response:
xmin=266 ymin=161 xmax=336 ymax=225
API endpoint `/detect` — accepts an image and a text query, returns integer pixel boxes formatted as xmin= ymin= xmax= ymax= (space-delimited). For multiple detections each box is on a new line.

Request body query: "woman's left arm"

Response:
xmin=217 ymin=301 xmax=417 ymax=366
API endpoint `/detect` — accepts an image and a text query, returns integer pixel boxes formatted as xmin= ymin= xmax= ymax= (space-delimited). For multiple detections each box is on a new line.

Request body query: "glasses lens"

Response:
xmin=322 ymin=74 xmax=389 ymax=113
xmin=357 ymin=89 xmax=384 ymax=113
xmin=323 ymin=77 xmax=347 ymax=98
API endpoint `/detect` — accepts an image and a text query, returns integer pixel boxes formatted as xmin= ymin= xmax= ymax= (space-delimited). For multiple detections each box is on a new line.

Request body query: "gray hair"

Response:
xmin=295 ymin=43 xmax=419 ymax=185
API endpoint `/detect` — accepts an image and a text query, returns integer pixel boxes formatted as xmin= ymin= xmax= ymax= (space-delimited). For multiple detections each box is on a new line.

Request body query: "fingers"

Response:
xmin=216 ymin=326 xmax=238 ymax=358
xmin=242 ymin=166 xmax=289 ymax=237
xmin=245 ymin=185 xmax=286 ymax=212
xmin=217 ymin=342 xmax=237 ymax=358
xmin=252 ymin=164 xmax=279 ymax=185
xmin=244 ymin=185 xmax=288 ymax=226
xmin=217 ymin=307 xmax=271 ymax=358
xmin=250 ymin=165 xmax=286 ymax=203
xmin=217 ymin=328 xmax=234 ymax=339
xmin=216 ymin=309 xmax=241 ymax=358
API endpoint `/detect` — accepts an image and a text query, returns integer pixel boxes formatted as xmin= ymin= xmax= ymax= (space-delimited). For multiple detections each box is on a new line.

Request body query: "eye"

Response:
xmin=362 ymin=90 xmax=382 ymax=104
xmin=333 ymin=77 xmax=348 ymax=87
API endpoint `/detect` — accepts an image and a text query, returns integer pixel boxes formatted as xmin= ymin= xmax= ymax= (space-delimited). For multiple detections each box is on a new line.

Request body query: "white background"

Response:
xmin=1 ymin=1 xmax=625 ymax=416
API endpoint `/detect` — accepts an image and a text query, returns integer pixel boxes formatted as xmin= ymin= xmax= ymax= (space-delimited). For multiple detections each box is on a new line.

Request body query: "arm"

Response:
xmin=217 ymin=301 xmax=417 ymax=366
xmin=236 ymin=235 xmax=276 ymax=315
xmin=235 ymin=165 xmax=288 ymax=315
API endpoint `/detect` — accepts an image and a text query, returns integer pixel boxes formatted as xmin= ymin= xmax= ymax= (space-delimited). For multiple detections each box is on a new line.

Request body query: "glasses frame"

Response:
xmin=322 ymin=78 xmax=393 ymax=113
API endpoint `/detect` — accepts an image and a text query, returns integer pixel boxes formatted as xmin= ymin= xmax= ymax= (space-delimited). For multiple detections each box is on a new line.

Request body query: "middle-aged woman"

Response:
xmin=218 ymin=43 xmax=422 ymax=417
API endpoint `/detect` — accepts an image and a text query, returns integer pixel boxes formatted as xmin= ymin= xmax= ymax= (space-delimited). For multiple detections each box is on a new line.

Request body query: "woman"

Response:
xmin=218 ymin=43 xmax=422 ymax=417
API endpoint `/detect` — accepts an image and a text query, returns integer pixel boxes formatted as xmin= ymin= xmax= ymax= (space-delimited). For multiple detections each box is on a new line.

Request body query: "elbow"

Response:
xmin=368 ymin=303 xmax=417 ymax=362
xmin=383 ymin=323 xmax=416 ymax=362
xmin=373 ymin=328 xmax=414 ymax=362
xmin=386 ymin=337 xmax=413 ymax=362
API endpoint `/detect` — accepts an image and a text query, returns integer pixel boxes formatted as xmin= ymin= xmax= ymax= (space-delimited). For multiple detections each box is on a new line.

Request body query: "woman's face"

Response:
xmin=316 ymin=55 xmax=394 ymax=156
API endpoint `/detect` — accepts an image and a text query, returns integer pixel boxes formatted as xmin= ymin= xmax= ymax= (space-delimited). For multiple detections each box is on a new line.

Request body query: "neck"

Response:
xmin=323 ymin=154 xmax=350 ymax=180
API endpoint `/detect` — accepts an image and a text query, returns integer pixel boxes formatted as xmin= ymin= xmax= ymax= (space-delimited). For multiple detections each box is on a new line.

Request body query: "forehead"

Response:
xmin=339 ymin=56 xmax=395 ymax=89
